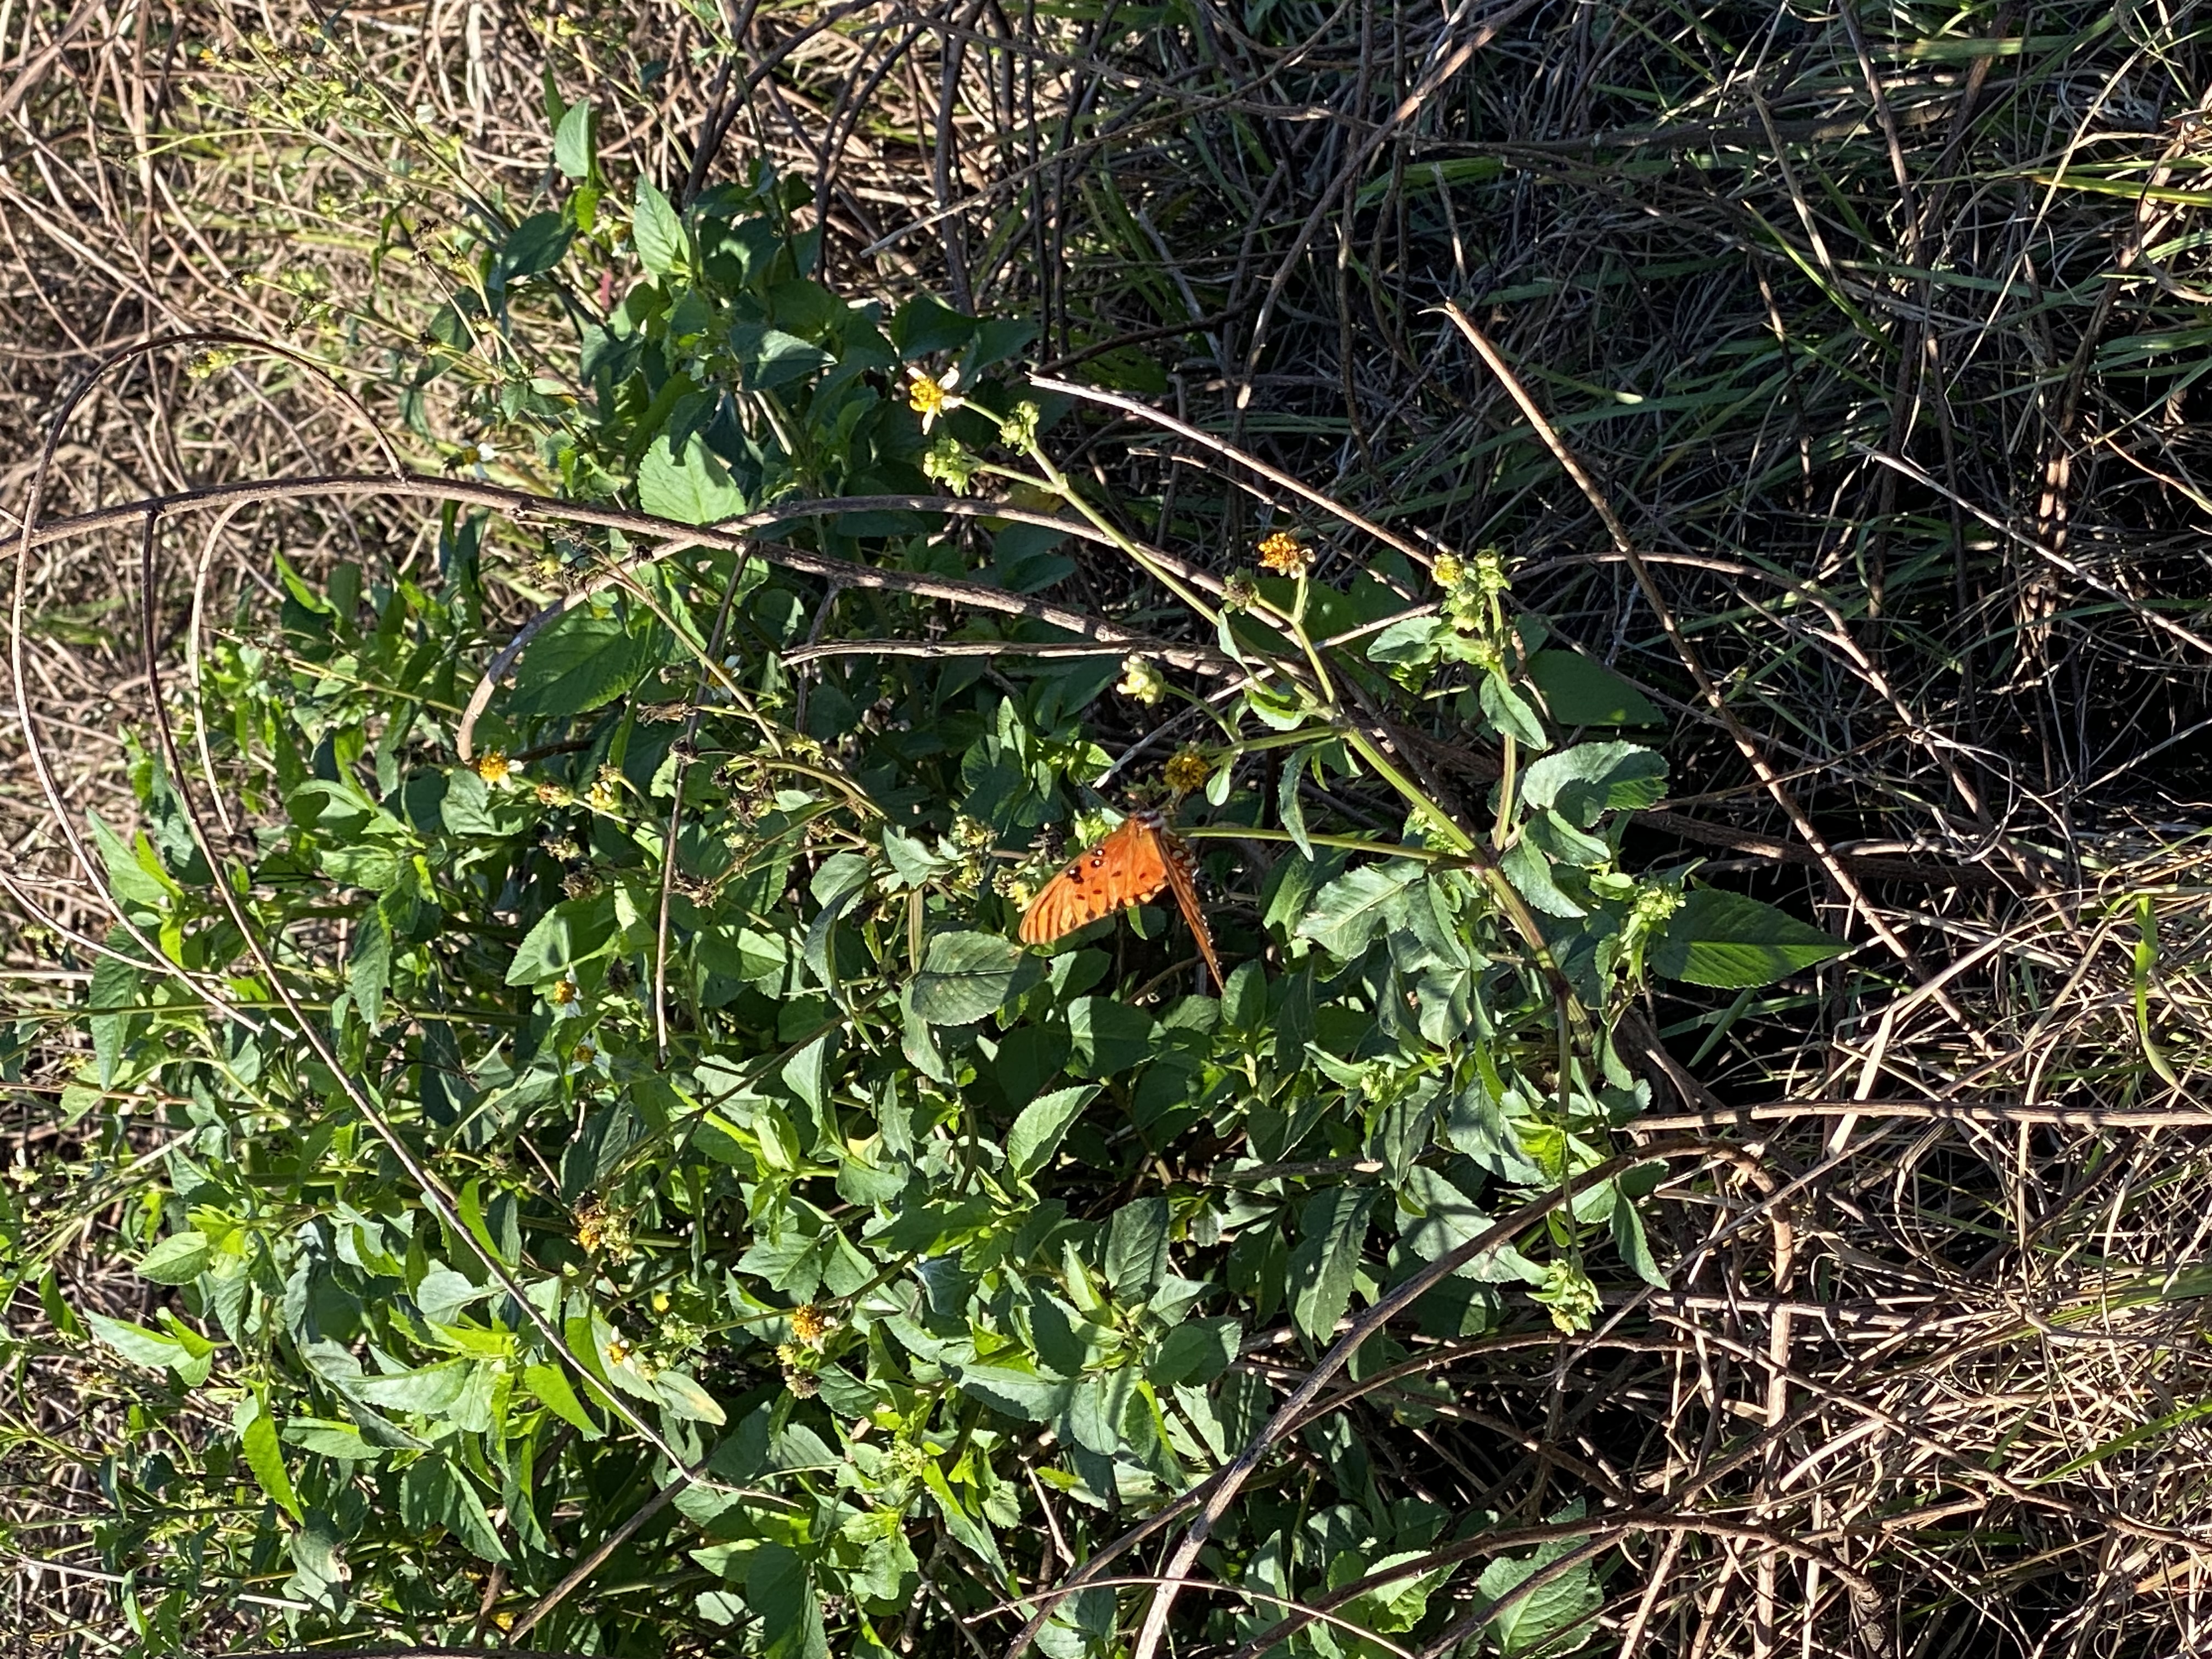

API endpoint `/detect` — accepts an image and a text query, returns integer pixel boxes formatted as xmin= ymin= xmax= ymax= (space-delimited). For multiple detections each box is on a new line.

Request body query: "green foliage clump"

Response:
xmin=43 ymin=129 xmax=1848 ymax=1657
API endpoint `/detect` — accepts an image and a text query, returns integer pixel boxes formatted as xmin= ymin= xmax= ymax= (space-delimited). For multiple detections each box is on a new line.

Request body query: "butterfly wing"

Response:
xmin=1019 ymin=816 xmax=1173 ymax=945
xmin=1159 ymin=831 xmax=1226 ymax=988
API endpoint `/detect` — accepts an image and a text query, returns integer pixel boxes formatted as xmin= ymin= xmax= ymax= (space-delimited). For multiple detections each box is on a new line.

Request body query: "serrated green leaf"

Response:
xmin=281 ymin=1418 xmax=380 ymax=1461
xmin=1297 ymin=862 xmax=1427 ymax=958
xmin=86 ymin=950 xmax=141 ymax=1088
xmin=507 ymin=603 xmax=651 ymax=718
xmin=554 ymin=98 xmax=596 ymax=180
xmin=955 ymin=1358 xmax=1074 ymax=1423
xmin=631 ymin=177 xmax=685 ymax=276
xmin=639 ymin=432 xmax=748 ymax=525
xmin=348 ymin=902 xmax=391 ymax=1028
xmin=1147 ymin=1316 xmax=1239 ymax=1388
xmin=1396 ymin=1167 xmax=1543 ymax=1284
xmin=499 ymin=211 xmax=572 ymax=280
xmin=1611 ymin=1189 xmax=1666 ymax=1288
xmin=653 ymin=1368 xmax=728 ymax=1425
xmin=1652 ymin=889 xmax=1849 ymax=988
xmin=1519 ymin=741 xmax=1667 ymax=827
xmin=1006 ymin=1084 xmax=1098 ymax=1181
xmin=88 ymin=810 xmax=177 ymax=919
xmin=1365 ymin=613 xmax=1448 ymax=667
xmin=730 ymin=323 xmax=832 ymax=391
xmin=889 ymin=293 xmax=976 ymax=358
xmin=1105 ymin=1197 xmax=1170 ymax=1298
xmin=1501 ymin=837 xmax=1585 ymax=919
xmin=506 ymin=889 xmax=618 ymax=986
xmin=1289 ymin=1186 xmax=1377 ymax=1342
xmin=137 ymin=1230 xmax=213 ymax=1285
xmin=1065 ymin=996 xmax=1156 ymax=1077
xmin=400 ymin=1456 xmax=510 ymax=1564
xmin=85 ymin=1311 xmax=185 ymax=1372
xmin=912 ymin=931 xmax=1028 ymax=1025
xmin=1480 ymin=672 xmax=1549 ymax=748
xmin=1479 ymin=1519 xmax=1602 ymax=1655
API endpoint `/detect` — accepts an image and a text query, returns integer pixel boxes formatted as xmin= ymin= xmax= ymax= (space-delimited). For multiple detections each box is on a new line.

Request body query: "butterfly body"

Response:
xmin=1018 ymin=810 xmax=1225 ymax=986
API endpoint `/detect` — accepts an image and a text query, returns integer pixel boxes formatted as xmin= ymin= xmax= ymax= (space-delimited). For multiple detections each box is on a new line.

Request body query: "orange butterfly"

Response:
xmin=1018 ymin=808 xmax=1225 ymax=986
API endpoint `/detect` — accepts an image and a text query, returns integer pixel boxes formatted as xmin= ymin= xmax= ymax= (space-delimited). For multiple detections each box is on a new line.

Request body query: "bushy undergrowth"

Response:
xmin=16 ymin=2 xmax=2212 ymax=1657
xmin=33 ymin=114 xmax=1858 ymax=1650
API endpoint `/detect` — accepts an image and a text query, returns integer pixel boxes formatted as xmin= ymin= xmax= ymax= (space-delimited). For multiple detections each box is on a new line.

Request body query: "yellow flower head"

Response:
xmin=1163 ymin=747 xmax=1212 ymax=797
xmin=1257 ymin=531 xmax=1310 ymax=575
xmin=791 ymin=1303 xmax=834 ymax=1346
xmin=905 ymin=364 xmax=964 ymax=432
xmin=473 ymin=748 xmax=514 ymax=786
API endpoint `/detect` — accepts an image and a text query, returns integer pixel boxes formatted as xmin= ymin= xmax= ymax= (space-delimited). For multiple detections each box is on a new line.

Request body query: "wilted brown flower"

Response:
xmin=1163 ymin=747 xmax=1212 ymax=797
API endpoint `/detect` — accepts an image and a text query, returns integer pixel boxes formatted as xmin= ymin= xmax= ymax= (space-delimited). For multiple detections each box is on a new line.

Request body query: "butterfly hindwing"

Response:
xmin=1159 ymin=835 xmax=1225 ymax=988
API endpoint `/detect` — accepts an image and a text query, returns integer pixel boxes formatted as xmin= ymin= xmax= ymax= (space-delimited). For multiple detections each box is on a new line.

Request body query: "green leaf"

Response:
xmin=1480 ymin=672 xmax=1549 ymax=748
xmin=1065 ymin=996 xmax=1157 ymax=1077
xmin=1147 ymin=1316 xmax=1239 ymax=1387
xmin=85 ymin=1311 xmax=188 ymax=1373
xmin=1289 ymin=1187 xmax=1378 ymax=1342
xmin=1396 ymin=1167 xmax=1543 ymax=1284
xmin=1652 ymin=889 xmax=1849 ymax=988
xmin=955 ymin=1358 xmax=1074 ymax=1422
xmin=156 ymin=1311 xmax=219 ymax=1386
xmin=508 ymin=603 xmax=651 ymax=718
xmin=348 ymin=902 xmax=392 ymax=1028
xmin=653 ymin=1368 xmax=728 ymax=1425
xmin=88 ymin=810 xmax=177 ymax=918
xmin=1279 ymin=742 xmax=1322 ymax=859
xmin=235 ymin=1398 xmax=302 ymax=1522
xmin=1348 ymin=1550 xmax=1449 ymax=1634
xmin=554 ymin=99 xmax=596 ymax=180
xmin=889 ymin=294 xmax=977 ymax=359
xmin=631 ymin=176 xmax=685 ymax=276
xmin=351 ymin=1359 xmax=471 ymax=1415
xmin=1611 ymin=1189 xmax=1666 ymax=1288
xmin=506 ymin=889 xmax=618 ymax=986
xmin=86 ymin=950 xmax=141 ymax=1087
xmin=281 ymin=1419 xmax=380 ymax=1460
xmin=499 ymin=211 xmax=572 ymax=280
xmin=1365 ymin=614 xmax=1448 ymax=667
xmin=730 ymin=323 xmax=833 ymax=391
xmin=1006 ymin=1084 xmax=1098 ymax=1181
xmin=1105 ymin=1197 xmax=1170 ymax=1298
xmin=1064 ymin=1368 xmax=1137 ymax=1454
xmin=1527 ymin=648 xmax=1662 ymax=726
xmin=1479 ymin=1520 xmax=1602 ymax=1656
xmin=1297 ymin=862 xmax=1427 ymax=958
xmin=639 ymin=432 xmax=748 ymax=524
xmin=1519 ymin=741 xmax=1667 ymax=827
xmin=400 ymin=1457 xmax=510 ymax=1564
xmin=911 ymin=931 xmax=1028 ymax=1025
xmin=137 ymin=1230 xmax=213 ymax=1285
xmin=523 ymin=1362 xmax=603 ymax=1437
xmin=1500 ymin=837 xmax=1585 ymax=919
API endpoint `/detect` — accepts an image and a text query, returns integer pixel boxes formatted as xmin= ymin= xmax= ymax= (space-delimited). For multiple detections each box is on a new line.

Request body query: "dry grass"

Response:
xmin=11 ymin=0 xmax=2212 ymax=1653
